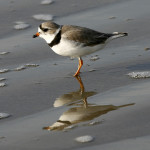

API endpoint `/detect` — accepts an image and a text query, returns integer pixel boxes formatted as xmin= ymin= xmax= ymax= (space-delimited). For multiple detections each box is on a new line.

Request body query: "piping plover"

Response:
xmin=33 ymin=21 xmax=128 ymax=76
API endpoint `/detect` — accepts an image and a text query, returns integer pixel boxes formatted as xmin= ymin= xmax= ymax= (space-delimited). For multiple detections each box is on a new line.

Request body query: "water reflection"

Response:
xmin=53 ymin=76 xmax=96 ymax=108
xmin=44 ymin=76 xmax=134 ymax=131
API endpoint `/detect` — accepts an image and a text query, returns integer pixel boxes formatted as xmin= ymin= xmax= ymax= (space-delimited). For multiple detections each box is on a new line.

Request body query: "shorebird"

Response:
xmin=33 ymin=21 xmax=128 ymax=76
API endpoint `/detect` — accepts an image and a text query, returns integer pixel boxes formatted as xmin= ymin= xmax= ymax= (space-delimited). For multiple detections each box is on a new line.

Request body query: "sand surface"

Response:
xmin=0 ymin=0 xmax=150 ymax=149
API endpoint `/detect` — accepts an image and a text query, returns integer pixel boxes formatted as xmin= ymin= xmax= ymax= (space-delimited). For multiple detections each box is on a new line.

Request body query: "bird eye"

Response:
xmin=43 ymin=28 xmax=49 ymax=32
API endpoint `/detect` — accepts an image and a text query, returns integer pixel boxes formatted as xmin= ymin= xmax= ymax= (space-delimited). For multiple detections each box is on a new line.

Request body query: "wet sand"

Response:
xmin=0 ymin=0 xmax=150 ymax=149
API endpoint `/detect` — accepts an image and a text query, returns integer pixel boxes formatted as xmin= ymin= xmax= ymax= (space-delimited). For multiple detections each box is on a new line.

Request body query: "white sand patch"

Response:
xmin=0 ymin=78 xmax=6 ymax=81
xmin=14 ymin=22 xmax=30 ymax=30
xmin=25 ymin=64 xmax=39 ymax=67
xmin=0 ymin=113 xmax=10 ymax=119
xmin=41 ymin=0 xmax=53 ymax=5
xmin=0 ymin=69 xmax=9 ymax=73
xmin=32 ymin=14 xmax=53 ymax=21
xmin=14 ymin=65 xmax=26 ymax=71
xmin=128 ymin=71 xmax=150 ymax=79
xmin=0 ymin=52 xmax=10 ymax=55
xmin=90 ymin=56 xmax=100 ymax=61
xmin=75 ymin=135 xmax=94 ymax=143
xmin=0 ymin=82 xmax=6 ymax=87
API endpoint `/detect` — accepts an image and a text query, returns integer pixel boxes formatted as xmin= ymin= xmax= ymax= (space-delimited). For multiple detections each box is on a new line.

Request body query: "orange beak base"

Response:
xmin=43 ymin=126 xmax=51 ymax=130
xmin=33 ymin=32 xmax=40 ymax=38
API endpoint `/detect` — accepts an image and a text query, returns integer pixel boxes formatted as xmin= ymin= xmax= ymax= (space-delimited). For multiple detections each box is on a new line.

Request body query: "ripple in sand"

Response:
xmin=75 ymin=135 xmax=94 ymax=143
xmin=25 ymin=64 xmax=39 ymax=67
xmin=14 ymin=65 xmax=26 ymax=71
xmin=13 ymin=64 xmax=39 ymax=71
xmin=0 ymin=69 xmax=9 ymax=73
xmin=0 ymin=82 xmax=6 ymax=87
xmin=0 ymin=78 xmax=6 ymax=81
xmin=14 ymin=22 xmax=30 ymax=30
xmin=41 ymin=0 xmax=53 ymax=5
xmin=128 ymin=71 xmax=150 ymax=79
xmin=0 ymin=52 xmax=10 ymax=55
xmin=32 ymin=14 xmax=53 ymax=21
xmin=0 ymin=113 xmax=10 ymax=119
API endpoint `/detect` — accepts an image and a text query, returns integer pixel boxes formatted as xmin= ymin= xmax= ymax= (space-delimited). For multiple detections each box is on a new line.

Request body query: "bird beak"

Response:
xmin=43 ymin=126 xmax=51 ymax=130
xmin=33 ymin=32 xmax=40 ymax=38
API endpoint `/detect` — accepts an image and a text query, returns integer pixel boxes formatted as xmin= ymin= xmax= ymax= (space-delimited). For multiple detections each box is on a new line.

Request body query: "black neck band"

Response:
xmin=48 ymin=26 xmax=62 ymax=47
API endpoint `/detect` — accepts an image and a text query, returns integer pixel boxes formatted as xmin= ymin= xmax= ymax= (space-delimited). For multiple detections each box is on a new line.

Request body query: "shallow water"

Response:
xmin=0 ymin=0 xmax=150 ymax=149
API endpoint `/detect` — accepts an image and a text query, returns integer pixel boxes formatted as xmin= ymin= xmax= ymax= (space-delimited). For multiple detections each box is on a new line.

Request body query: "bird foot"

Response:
xmin=73 ymin=71 xmax=81 ymax=77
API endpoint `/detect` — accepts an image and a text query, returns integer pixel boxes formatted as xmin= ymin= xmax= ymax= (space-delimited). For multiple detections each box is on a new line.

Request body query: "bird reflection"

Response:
xmin=53 ymin=76 xmax=96 ymax=108
xmin=44 ymin=76 xmax=134 ymax=131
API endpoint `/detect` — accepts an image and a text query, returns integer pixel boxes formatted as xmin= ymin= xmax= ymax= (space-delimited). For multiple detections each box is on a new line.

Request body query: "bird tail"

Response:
xmin=111 ymin=32 xmax=128 ymax=39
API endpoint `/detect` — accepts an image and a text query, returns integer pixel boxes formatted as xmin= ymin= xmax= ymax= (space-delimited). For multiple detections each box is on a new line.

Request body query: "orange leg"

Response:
xmin=74 ymin=57 xmax=83 ymax=76
xmin=74 ymin=75 xmax=88 ymax=108
xmin=74 ymin=75 xmax=84 ymax=93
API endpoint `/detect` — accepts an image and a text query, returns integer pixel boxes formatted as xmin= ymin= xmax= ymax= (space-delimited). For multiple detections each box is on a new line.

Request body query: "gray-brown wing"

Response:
xmin=61 ymin=25 xmax=113 ymax=46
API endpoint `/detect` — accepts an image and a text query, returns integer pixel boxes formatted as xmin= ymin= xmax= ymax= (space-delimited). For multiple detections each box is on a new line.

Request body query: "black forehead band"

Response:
xmin=39 ymin=24 xmax=50 ymax=31
xmin=39 ymin=24 xmax=43 ymax=30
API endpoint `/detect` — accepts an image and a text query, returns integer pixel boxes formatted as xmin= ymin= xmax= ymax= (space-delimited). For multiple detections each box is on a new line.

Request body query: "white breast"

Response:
xmin=51 ymin=38 xmax=105 ymax=58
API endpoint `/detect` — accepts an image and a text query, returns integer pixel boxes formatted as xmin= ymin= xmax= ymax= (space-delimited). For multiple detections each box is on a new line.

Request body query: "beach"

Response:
xmin=0 ymin=0 xmax=150 ymax=149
